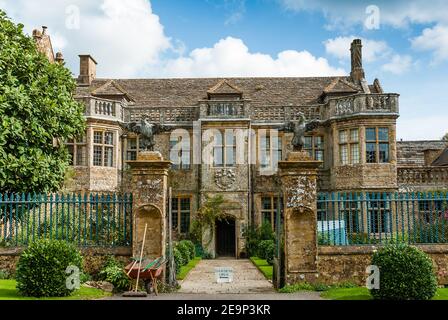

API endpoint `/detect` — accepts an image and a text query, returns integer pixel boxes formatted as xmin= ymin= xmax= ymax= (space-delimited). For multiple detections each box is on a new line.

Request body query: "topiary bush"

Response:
xmin=98 ymin=256 xmax=130 ymax=292
xmin=16 ymin=239 xmax=83 ymax=297
xmin=173 ymin=247 xmax=184 ymax=275
xmin=370 ymin=244 xmax=437 ymax=300
xmin=179 ymin=240 xmax=196 ymax=260
xmin=258 ymin=240 xmax=275 ymax=265
xmin=176 ymin=241 xmax=191 ymax=265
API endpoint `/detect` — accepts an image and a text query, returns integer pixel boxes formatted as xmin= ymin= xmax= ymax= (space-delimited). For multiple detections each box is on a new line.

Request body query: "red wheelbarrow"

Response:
xmin=124 ymin=257 xmax=166 ymax=295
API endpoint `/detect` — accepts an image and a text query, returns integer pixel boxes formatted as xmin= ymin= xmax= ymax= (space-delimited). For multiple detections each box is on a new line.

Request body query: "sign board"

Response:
xmin=215 ymin=267 xmax=234 ymax=283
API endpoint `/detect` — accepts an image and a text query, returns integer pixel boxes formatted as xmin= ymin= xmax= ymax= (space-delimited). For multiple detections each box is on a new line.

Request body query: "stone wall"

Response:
xmin=0 ymin=247 xmax=131 ymax=276
xmin=318 ymin=245 xmax=448 ymax=285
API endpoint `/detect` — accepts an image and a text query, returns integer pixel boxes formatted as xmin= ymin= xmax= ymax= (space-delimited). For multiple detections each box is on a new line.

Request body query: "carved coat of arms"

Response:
xmin=214 ymin=169 xmax=236 ymax=190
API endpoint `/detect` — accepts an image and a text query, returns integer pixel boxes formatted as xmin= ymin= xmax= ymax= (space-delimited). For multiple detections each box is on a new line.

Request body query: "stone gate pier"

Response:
xmin=279 ymin=151 xmax=321 ymax=285
xmin=127 ymin=151 xmax=171 ymax=259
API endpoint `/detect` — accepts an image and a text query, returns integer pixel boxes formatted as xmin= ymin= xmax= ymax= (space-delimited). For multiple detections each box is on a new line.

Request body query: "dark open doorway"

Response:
xmin=216 ymin=217 xmax=236 ymax=258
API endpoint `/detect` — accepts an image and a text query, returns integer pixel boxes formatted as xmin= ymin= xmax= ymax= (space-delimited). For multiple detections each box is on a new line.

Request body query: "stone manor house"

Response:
xmin=33 ymin=27 xmax=448 ymax=258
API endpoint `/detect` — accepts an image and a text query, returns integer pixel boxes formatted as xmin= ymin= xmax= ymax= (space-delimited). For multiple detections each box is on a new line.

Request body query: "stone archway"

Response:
xmin=134 ymin=204 xmax=163 ymax=259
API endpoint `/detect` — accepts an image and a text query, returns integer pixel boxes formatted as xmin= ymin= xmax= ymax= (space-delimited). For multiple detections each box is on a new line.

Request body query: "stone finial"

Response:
xmin=32 ymin=29 xmax=42 ymax=38
xmin=350 ymin=39 xmax=365 ymax=83
xmin=55 ymin=52 xmax=64 ymax=64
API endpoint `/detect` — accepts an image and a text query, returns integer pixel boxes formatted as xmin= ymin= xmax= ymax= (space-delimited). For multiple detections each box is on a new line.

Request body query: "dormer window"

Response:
xmin=207 ymin=79 xmax=243 ymax=101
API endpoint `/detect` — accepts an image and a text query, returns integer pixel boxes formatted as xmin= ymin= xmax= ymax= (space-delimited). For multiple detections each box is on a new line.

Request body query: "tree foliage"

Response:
xmin=0 ymin=10 xmax=85 ymax=193
xmin=189 ymin=195 xmax=226 ymax=245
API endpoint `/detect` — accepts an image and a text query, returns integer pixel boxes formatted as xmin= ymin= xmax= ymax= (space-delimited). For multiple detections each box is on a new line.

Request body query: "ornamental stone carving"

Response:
xmin=335 ymin=98 xmax=354 ymax=115
xmin=284 ymin=175 xmax=317 ymax=213
xmin=214 ymin=168 xmax=236 ymax=190
xmin=137 ymin=178 xmax=163 ymax=204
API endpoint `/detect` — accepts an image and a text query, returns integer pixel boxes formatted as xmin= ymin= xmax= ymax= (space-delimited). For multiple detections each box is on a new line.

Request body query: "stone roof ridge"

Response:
xmin=323 ymin=77 xmax=359 ymax=93
xmin=91 ymin=80 xmax=136 ymax=101
xmin=207 ymin=79 xmax=243 ymax=95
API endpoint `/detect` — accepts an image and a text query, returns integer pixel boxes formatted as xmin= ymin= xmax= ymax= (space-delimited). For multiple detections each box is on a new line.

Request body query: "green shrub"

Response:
xmin=258 ymin=240 xmax=275 ymax=265
xmin=176 ymin=242 xmax=191 ymax=265
xmin=80 ymin=271 xmax=91 ymax=284
xmin=244 ymin=223 xmax=275 ymax=257
xmin=179 ymin=240 xmax=196 ymax=260
xmin=370 ymin=244 xmax=437 ymax=300
xmin=98 ymin=256 xmax=130 ymax=292
xmin=173 ymin=247 xmax=184 ymax=275
xmin=0 ymin=269 xmax=12 ymax=280
xmin=16 ymin=239 xmax=83 ymax=297
xmin=201 ymin=251 xmax=213 ymax=259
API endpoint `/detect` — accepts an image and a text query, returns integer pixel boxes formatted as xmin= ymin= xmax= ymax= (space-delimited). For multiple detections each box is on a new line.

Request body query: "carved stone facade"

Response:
xmin=33 ymin=32 xmax=447 ymax=259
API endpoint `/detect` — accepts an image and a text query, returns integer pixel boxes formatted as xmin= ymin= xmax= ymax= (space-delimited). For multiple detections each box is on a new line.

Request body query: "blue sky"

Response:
xmin=1 ymin=0 xmax=447 ymax=140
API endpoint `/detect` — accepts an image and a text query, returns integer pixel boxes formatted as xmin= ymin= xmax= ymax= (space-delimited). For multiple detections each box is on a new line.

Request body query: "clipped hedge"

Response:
xmin=16 ymin=239 xmax=83 ymax=297
xmin=176 ymin=241 xmax=191 ymax=265
xmin=173 ymin=247 xmax=184 ymax=275
xmin=370 ymin=244 xmax=437 ymax=300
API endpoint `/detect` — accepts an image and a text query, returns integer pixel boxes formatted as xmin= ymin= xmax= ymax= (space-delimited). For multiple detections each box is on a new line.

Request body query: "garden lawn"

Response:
xmin=0 ymin=280 xmax=111 ymax=300
xmin=250 ymin=257 xmax=273 ymax=280
xmin=177 ymin=257 xmax=202 ymax=280
xmin=321 ymin=287 xmax=448 ymax=300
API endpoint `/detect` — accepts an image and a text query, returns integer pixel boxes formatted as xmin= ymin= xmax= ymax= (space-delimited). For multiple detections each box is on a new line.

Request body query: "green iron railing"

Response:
xmin=0 ymin=193 xmax=133 ymax=247
xmin=317 ymin=192 xmax=448 ymax=246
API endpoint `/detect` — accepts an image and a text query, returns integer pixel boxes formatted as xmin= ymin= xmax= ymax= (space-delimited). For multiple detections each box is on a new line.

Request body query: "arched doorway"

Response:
xmin=215 ymin=217 xmax=236 ymax=258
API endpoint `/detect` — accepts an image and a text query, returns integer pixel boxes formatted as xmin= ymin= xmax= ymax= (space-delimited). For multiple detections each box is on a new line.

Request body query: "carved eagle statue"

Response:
xmin=121 ymin=119 xmax=171 ymax=151
xmin=280 ymin=114 xmax=325 ymax=151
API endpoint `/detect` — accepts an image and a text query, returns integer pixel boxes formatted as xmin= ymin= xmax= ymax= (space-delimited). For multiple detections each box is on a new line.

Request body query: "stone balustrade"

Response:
xmin=325 ymin=93 xmax=399 ymax=119
xmin=81 ymin=97 xmax=124 ymax=122
xmin=129 ymin=106 xmax=199 ymax=123
xmin=398 ymin=166 xmax=448 ymax=186
xmin=115 ymin=93 xmax=399 ymax=125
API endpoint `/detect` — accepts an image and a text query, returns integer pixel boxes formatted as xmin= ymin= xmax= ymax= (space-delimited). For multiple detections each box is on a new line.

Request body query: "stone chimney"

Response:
xmin=78 ymin=55 xmax=97 ymax=86
xmin=350 ymin=39 xmax=365 ymax=84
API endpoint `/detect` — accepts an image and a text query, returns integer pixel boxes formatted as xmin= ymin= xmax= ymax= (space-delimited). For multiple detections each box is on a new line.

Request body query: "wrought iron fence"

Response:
xmin=317 ymin=192 xmax=448 ymax=246
xmin=0 ymin=193 xmax=133 ymax=247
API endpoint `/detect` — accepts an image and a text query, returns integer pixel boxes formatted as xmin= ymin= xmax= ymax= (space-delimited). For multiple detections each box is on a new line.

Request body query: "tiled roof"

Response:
xmin=76 ymin=76 xmax=361 ymax=108
xmin=432 ymin=148 xmax=448 ymax=166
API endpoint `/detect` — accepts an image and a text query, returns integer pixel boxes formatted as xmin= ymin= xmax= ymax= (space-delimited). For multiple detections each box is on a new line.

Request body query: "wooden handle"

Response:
xmin=134 ymin=223 xmax=148 ymax=292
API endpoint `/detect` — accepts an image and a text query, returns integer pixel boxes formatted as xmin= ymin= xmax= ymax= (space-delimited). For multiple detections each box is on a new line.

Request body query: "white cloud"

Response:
xmin=281 ymin=0 xmax=448 ymax=64
xmin=1 ymin=0 xmax=171 ymax=77
xmin=324 ymin=36 xmax=390 ymax=62
xmin=324 ymin=36 xmax=414 ymax=75
xmin=2 ymin=0 xmax=344 ymax=78
xmin=411 ymin=24 xmax=448 ymax=63
xmin=157 ymin=37 xmax=346 ymax=78
xmin=381 ymin=54 xmax=413 ymax=75
xmin=280 ymin=0 xmax=448 ymax=29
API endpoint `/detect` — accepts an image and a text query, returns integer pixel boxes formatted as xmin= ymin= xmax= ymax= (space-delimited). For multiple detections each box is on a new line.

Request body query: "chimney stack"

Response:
xmin=42 ymin=26 xmax=47 ymax=35
xmin=350 ymin=39 xmax=365 ymax=83
xmin=78 ymin=55 xmax=97 ymax=86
